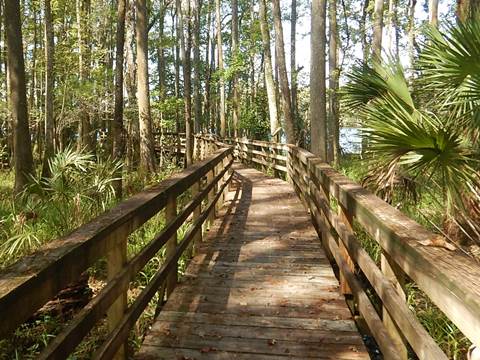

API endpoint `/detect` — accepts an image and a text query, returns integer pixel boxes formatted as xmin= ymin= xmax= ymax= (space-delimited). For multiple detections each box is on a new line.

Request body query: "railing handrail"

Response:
xmin=0 ymin=146 xmax=233 ymax=353
xmin=194 ymin=134 xmax=480 ymax=359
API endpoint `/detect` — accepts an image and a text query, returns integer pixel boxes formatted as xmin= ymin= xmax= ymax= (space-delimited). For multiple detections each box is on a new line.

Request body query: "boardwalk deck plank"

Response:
xmin=136 ymin=165 xmax=370 ymax=359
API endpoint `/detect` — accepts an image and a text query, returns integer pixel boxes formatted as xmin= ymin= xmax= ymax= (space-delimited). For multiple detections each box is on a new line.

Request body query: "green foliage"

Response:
xmin=0 ymin=148 xmax=121 ymax=266
xmin=342 ymin=42 xmax=479 ymax=215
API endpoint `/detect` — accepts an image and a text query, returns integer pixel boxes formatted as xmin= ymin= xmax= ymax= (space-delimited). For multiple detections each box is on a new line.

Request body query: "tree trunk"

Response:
xmin=231 ymin=0 xmax=239 ymax=137
xmin=258 ymin=0 xmax=279 ymax=138
xmin=203 ymin=0 xmax=212 ymax=132
xmin=42 ymin=0 xmax=55 ymax=179
xmin=272 ymin=0 xmax=295 ymax=144
xmin=310 ymin=0 xmax=327 ymax=159
xmin=429 ymin=0 xmax=438 ymax=26
xmin=112 ymin=0 xmax=126 ymax=198
xmin=385 ymin=0 xmax=394 ymax=56
xmin=76 ymin=0 xmax=94 ymax=153
xmin=193 ymin=0 xmax=202 ymax=134
xmin=372 ymin=0 xmax=384 ymax=62
xmin=125 ymin=0 xmax=138 ymax=170
xmin=215 ymin=0 xmax=226 ymax=137
xmin=408 ymin=0 xmax=416 ymax=69
xmin=136 ymin=0 xmax=156 ymax=174
xmin=291 ymin=0 xmax=298 ymax=127
xmin=360 ymin=0 xmax=370 ymax=64
xmin=457 ymin=0 xmax=480 ymax=21
xmin=5 ymin=0 xmax=34 ymax=193
xmin=328 ymin=0 xmax=340 ymax=166
xmin=178 ymin=0 xmax=194 ymax=166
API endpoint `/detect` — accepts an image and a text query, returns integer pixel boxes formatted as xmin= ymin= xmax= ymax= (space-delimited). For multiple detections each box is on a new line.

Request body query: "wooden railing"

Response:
xmin=0 ymin=146 xmax=233 ymax=359
xmin=197 ymin=134 xmax=480 ymax=360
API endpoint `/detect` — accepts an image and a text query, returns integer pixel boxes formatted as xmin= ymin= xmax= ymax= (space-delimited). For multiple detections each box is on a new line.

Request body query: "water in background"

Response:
xmin=340 ymin=127 xmax=362 ymax=154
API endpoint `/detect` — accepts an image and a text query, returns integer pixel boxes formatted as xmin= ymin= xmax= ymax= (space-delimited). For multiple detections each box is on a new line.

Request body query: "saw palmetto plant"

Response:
xmin=342 ymin=19 xmax=480 ymax=240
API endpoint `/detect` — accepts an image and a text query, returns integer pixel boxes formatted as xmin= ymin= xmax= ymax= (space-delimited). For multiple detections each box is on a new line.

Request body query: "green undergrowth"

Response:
xmin=0 ymin=151 xmax=197 ymax=359
xmin=339 ymin=156 xmax=470 ymax=359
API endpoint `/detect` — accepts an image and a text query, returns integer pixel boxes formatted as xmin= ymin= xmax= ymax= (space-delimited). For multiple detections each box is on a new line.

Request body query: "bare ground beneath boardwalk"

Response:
xmin=136 ymin=163 xmax=370 ymax=359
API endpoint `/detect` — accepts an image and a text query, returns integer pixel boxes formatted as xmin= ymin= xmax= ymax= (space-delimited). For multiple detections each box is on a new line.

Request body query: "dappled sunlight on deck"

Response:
xmin=136 ymin=164 xmax=369 ymax=359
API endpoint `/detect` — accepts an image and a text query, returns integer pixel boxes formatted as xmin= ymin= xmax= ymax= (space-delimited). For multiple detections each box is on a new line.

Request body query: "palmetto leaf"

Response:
xmin=342 ymin=59 xmax=479 ymax=213
xmin=418 ymin=20 xmax=480 ymax=128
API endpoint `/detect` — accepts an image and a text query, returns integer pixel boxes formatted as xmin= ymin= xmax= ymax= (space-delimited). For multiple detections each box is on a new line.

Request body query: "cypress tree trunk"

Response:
xmin=291 ymin=0 xmax=298 ymax=127
xmin=258 ymin=0 xmax=279 ymax=139
xmin=215 ymin=0 xmax=226 ymax=137
xmin=457 ymin=0 xmax=480 ymax=21
xmin=112 ymin=0 xmax=126 ymax=197
xmin=136 ymin=0 xmax=156 ymax=174
xmin=193 ymin=0 xmax=202 ymax=134
xmin=429 ymin=0 xmax=438 ymax=26
xmin=360 ymin=0 xmax=370 ymax=64
xmin=328 ymin=0 xmax=340 ymax=166
xmin=372 ymin=0 xmax=384 ymax=61
xmin=177 ymin=0 xmax=193 ymax=166
xmin=5 ymin=0 xmax=34 ymax=193
xmin=310 ymin=0 xmax=327 ymax=159
xmin=272 ymin=0 xmax=295 ymax=144
xmin=231 ymin=0 xmax=239 ymax=138
xmin=42 ymin=0 xmax=55 ymax=178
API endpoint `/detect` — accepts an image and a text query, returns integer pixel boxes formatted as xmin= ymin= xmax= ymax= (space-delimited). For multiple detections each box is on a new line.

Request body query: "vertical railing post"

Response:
xmin=107 ymin=231 xmax=128 ymax=359
xmin=165 ymin=195 xmax=177 ymax=297
xmin=207 ymin=168 xmax=215 ymax=227
xmin=215 ymin=160 xmax=223 ymax=213
xmin=381 ymin=252 xmax=408 ymax=359
xmin=192 ymin=180 xmax=202 ymax=256
xmin=338 ymin=204 xmax=355 ymax=296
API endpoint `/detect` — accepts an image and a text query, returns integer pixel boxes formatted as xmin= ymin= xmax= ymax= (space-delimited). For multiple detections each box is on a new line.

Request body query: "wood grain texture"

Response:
xmin=137 ymin=165 xmax=369 ymax=359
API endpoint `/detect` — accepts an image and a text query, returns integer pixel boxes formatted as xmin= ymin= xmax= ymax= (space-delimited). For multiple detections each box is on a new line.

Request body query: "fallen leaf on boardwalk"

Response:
xmin=240 ymin=301 xmax=247 ymax=306
xmin=268 ymin=339 xmax=277 ymax=346
xmin=419 ymin=235 xmax=456 ymax=251
xmin=200 ymin=347 xmax=218 ymax=353
xmin=284 ymin=348 xmax=290 ymax=354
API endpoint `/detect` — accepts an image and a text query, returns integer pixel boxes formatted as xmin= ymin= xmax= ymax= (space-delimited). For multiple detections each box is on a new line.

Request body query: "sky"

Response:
xmin=279 ymin=0 xmax=452 ymax=87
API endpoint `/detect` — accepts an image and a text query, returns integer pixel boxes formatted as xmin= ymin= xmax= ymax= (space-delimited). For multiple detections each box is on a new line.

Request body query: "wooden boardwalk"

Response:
xmin=137 ymin=164 xmax=369 ymax=359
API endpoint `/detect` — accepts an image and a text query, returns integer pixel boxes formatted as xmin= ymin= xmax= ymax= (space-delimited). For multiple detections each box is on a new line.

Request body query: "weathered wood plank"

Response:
xmin=0 ymin=148 xmax=232 ymax=338
xmin=137 ymin=165 xmax=369 ymax=359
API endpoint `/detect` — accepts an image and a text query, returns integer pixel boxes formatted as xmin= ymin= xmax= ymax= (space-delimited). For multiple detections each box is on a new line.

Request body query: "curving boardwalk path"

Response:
xmin=137 ymin=164 xmax=369 ymax=359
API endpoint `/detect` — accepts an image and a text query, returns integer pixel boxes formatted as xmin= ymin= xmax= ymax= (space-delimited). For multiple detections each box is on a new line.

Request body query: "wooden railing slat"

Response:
xmin=93 ymin=171 xmax=234 ymax=360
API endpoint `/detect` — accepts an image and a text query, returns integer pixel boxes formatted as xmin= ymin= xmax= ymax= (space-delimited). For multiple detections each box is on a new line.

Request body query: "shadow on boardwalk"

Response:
xmin=136 ymin=164 xmax=370 ymax=359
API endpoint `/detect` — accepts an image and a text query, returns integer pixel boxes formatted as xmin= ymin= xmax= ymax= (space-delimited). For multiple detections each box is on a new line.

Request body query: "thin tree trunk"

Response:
xmin=328 ymin=0 xmax=340 ymax=166
xmin=457 ymin=0 xmax=480 ymax=21
xmin=203 ymin=0 xmax=212 ymax=132
xmin=112 ymin=0 xmax=126 ymax=197
xmin=42 ymin=0 xmax=55 ymax=178
xmin=360 ymin=0 xmax=370 ymax=64
xmin=231 ymin=0 xmax=239 ymax=137
xmin=215 ymin=0 xmax=226 ymax=137
xmin=429 ymin=0 xmax=438 ymax=26
xmin=76 ymin=0 xmax=94 ymax=153
xmin=258 ymin=0 xmax=279 ymax=138
xmin=125 ymin=0 xmax=138 ymax=170
xmin=408 ymin=0 xmax=416 ymax=69
xmin=5 ymin=0 xmax=34 ymax=193
xmin=136 ymin=0 xmax=156 ymax=174
xmin=291 ymin=0 xmax=298 ymax=126
xmin=193 ymin=0 xmax=202 ymax=134
xmin=310 ymin=0 xmax=327 ymax=159
xmin=272 ymin=0 xmax=295 ymax=144
xmin=385 ymin=0 xmax=394 ymax=55
xmin=178 ymin=0 xmax=194 ymax=165
xmin=372 ymin=0 xmax=384 ymax=62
